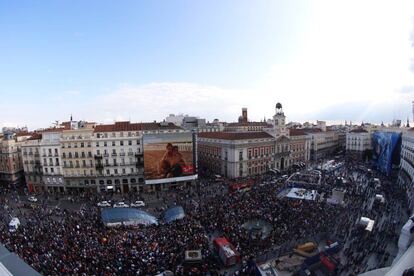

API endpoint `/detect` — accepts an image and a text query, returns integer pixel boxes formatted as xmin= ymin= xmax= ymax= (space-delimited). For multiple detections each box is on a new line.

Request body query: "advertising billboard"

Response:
xmin=143 ymin=132 xmax=197 ymax=184
xmin=372 ymin=131 xmax=401 ymax=176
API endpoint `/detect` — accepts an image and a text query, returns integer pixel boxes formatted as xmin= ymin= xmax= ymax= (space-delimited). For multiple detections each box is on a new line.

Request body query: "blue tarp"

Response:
xmin=164 ymin=206 xmax=185 ymax=223
xmin=101 ymin=208 xmax=158 ymax=226
xmin=372 ymin=132 xmax=401 ymax=176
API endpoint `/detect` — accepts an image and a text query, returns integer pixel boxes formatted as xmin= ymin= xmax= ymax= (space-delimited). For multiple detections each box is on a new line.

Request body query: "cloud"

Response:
xmin=89 ymin=82 xmax=253 ymax=123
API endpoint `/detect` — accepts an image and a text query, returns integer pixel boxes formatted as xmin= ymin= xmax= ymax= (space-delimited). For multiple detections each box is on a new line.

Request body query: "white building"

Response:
xmin=40 ymin=129 xmax=64 ymax=193
xmin=346 ymin=128 xmax=371 ymax=160
xmin=398 ymin=130 xmax=414 ymax=211
xmin=198 ymin=132 xmax=276 ymax=178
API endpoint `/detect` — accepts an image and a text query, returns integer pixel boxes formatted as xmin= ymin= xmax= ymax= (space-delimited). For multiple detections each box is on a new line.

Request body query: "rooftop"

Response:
xmin=226 ymin=122 xmax=271 ymax=127
xmin=198 ymin=131 xmax=274 ymax=140
xmin=94 ymin=121 xmax=181 ymax=132
xmin=349 ymin=128 xmax=368 ymax=133
xmin=289 ymin=129 xmax=308 ymax=136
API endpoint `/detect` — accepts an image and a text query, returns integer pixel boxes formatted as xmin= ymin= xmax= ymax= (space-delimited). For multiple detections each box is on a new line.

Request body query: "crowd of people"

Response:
xmin=0 ymin=158 xmax=410 ymax=275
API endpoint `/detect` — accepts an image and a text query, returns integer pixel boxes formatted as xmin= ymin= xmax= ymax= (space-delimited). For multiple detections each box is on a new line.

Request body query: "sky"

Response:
xmin=1 ymin=0 xmax=414 ymax=129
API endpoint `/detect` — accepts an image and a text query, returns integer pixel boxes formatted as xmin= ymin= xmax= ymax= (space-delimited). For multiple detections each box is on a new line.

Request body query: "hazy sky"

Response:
xmin=1 ymin=0 xmax=414 ymax=129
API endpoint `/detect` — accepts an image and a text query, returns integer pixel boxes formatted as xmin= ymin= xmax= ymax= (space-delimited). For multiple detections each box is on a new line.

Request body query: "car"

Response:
xmin=130 ymin=200 xmax=146 ymax=207
xmin=97 ymin=201 xmax=111 ymax=207
xmin=113 ymin=202 xmax=129 ymax=208
xmin=27 ymin=196 xmax=38 ymax=202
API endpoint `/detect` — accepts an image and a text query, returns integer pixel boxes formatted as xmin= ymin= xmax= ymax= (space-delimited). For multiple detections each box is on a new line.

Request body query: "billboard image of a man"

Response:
xmin=144 ymin=132 xmax=196 ymax=184
xmin=160 ymin=143 xmax=186 ymax=178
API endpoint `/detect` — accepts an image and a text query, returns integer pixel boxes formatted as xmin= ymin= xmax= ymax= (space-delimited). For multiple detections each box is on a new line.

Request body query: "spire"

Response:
xmin=407 ymin=117 xmax=410 ymax=128
xmin=70 ymin=114 xmax=73 ymax=122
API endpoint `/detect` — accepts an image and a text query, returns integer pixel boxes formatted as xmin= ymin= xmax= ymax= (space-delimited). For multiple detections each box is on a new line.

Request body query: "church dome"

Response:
xmin=276 ymin=102 xmax=282 ymax=109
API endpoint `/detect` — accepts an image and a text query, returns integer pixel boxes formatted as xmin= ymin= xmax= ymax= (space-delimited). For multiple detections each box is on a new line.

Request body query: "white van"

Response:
xmin=9 ymin=218 xmax=20 ymax=232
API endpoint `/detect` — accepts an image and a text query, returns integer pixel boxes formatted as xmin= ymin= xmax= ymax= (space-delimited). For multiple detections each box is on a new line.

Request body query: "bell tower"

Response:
xmin=273 ymin=102 xmax=288 ymax=138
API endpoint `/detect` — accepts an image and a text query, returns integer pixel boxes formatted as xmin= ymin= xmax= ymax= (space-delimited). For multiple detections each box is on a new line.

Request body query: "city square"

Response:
xmin=1 ymin=1 xmax=414 ymax=275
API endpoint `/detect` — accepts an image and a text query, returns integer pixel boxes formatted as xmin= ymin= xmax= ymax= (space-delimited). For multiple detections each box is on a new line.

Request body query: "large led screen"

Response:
xmin=144 ymin=132 xmax=197 ymax=184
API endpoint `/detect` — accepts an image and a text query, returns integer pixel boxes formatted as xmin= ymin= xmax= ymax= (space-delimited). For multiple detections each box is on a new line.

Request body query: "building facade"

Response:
xmin=198 ymin=132 xmax=276 ymax=178
xmin=346 ymin=129 xmax=371 ymax=160
xmin=289 ymin=129 xmax=311 ymax=166
xmin=22 ymin=121 xmax=187 ymax=194
xmin=21 ymin=134 xmax=43 ymax=192
xmin=40 ymin=129 xmax=65 ymax=193
xmin=61 ymin=122 xmax=96 ymax=193
xmin=398 ymin=130 xmax=414 ymax=211
xmin=0 ymin=132 xmax=28 ymax=187
xmin=304 ymin=129 xmax=340 ymax=161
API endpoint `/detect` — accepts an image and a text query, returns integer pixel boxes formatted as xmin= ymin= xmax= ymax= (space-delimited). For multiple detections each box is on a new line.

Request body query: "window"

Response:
xmin=239 ymin=151 xmax=243 ymax=161
xmin=81 ymin=142 xmax=84 ymax=148
xmin=120 ymin=141 xmax=124 ymax=146
xmin=128 ymin=140 xmax=132 ymax=146
xmin=96 ymin=142 xmax=99 ymax=147
xmin=112 ymin=141 xmax=116 ymax=146
xmin=45 ymin=168 xmax=48 ymax=173
xmin=114 ymin=169 xmax=118 ymax=174
xmin=104 ymin=142 xmax=107 ymax=147
xmin=51 ymin=168 xmax=54 ymax=173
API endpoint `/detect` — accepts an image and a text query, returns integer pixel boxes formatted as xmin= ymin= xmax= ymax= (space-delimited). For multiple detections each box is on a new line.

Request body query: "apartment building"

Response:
xmin=346 ymin=128 xmax=371 ymax=160
xmin=40 ymin=129 xmax=65 ymax=193
xmin=93 ymin=121 xmax=185 ymax=193
xmin=398 ymin=130 xmax=414 ymax=211
xmin=61 ymin=122 xmax=96 ymax=193
xmin=0 ymin=132 xmax=29 ymax=187
xmin=21 ymin=133 xmax=42 ymax=192
xmin=304 ymin=129 xmax=340 ymax=161
xmin=289 ymin=129 xmax=311 ymax=166
xmin=198 ymin=132 xmax=276 ymax=178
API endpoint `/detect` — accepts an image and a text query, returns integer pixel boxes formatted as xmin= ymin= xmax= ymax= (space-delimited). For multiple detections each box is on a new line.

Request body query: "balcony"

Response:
xmin=119 ymin=152 xmax=126 ymax=156
xmin=135 ymin=152 xmax=143 ymax=157
xmin=95 ymin=163 xmax=104 ymax=170
xmin=94 ymin=154 xmax=103 ymax=159
xmin=127 ymin=152 xmax=134 ymax=156
xmin=111 ymin=153 xmax=117 ymax=157
xmin=34 ymin=153 xmax=40 ymax=157
xmin=103 ymin=153 xmax=109 ymax=157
